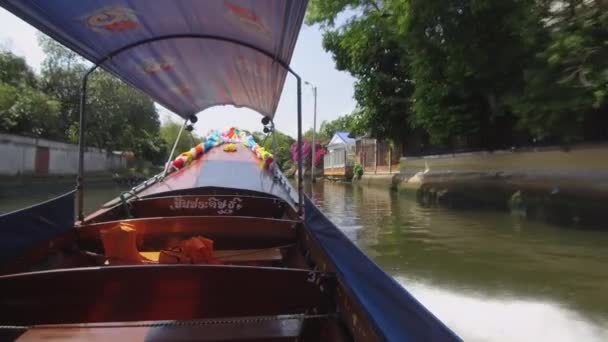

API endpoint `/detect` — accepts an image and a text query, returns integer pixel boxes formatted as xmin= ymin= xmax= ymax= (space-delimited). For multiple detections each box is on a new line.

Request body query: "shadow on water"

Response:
xmin=307 ymin=181 xmax=608 ymax=342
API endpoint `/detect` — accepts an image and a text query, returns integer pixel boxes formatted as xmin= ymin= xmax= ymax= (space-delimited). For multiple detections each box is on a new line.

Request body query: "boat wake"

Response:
xmin=394 ymin=276 xmax=608 ymax=342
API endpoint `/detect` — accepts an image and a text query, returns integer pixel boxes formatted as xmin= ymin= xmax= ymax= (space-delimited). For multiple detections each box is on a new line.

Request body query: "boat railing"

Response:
xmin=100 ymin=172 xmax=163 ymax=209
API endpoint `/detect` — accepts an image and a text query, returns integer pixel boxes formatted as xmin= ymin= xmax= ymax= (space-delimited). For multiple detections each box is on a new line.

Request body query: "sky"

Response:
xmin=0 ymin=7 xmax=356 ymax=139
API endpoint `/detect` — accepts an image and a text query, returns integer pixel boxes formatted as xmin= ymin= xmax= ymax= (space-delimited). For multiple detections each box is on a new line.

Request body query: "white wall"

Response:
xmin=0 ymin=133 xmax=127 ymax=176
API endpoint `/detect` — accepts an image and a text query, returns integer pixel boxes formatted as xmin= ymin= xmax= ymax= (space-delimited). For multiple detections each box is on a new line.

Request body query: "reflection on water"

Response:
xmin=307 ymin=181 xmax=608 ymax=342
xmin=400 ymin=277 xmax=608 ymax=342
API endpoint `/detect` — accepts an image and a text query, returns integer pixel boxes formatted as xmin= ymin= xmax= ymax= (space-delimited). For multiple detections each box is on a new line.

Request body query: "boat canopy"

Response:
xmin=0 ymin=0 xmax=308 ymax=118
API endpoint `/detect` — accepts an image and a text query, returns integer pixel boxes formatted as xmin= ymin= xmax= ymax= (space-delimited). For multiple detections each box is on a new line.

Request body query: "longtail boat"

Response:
xmin=0 ymin=1 xmax=460 ymax=341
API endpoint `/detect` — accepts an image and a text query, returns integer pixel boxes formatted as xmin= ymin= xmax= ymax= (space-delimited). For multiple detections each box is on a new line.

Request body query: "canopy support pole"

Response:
xmin=76 ymin=66 xmax=99 ymax=222
xmin=162 ymin=118 xmax=189 ymax=178
xmin=295 ymin=76 xmax=304 ymax=217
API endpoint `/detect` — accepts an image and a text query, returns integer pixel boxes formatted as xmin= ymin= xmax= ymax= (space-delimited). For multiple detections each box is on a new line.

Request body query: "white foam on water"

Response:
xmin=395 ymin=277 xmax=608 ymax=342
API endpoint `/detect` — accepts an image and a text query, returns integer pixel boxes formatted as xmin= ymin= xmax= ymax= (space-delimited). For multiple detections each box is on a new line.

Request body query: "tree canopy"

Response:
xmin=318 ymin=113 xmax=362 ymax=141
xmin=307 ymin=0 xmax=607 ymax=151
xmin=160 ymin=118 xmax=202 ymax=159
xmin=0 ymin=35 xmax=170 ymax=165
xmin=253 ymin=129 xmax=295 ymax=170
xmin=0 ymin=50 xmax=62 ymax=140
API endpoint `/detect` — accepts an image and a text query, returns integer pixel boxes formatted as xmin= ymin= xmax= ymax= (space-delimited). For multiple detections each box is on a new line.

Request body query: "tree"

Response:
xmin=0 ymin=51 xmax=37 ymax=88
xmin=160 ymin=118 xmax=201 ymax=159
xmin=37 ymin=33 xmax=87 ymax=137
xmin=36 ymin=35 xmax=169 ymax=163
xmin=290 ymin=139 xmax=326 ymax=169
xmin=0 ymin=51 xmax=62 ymax=138
xmin=403 ymin=0 xmax=545 ymax=147
xmin=510 ymin=0 xmax=608 ymax=143
xmin=309 ymin=0 xmax=607 ymax=150
xmin=4 ymin=87 xmax=62 ymax=138
xmin=308 ymin=1 xmax=413 ymax=143
xmin=133 ymin=129 xmax=168 ymax=166
xmin=0 ymin=82 xmax=18 ymax=132
xmin=318 ymin=113 xmax=361 ymax=141
xmin=290 ymin=140 xmax=312 ymax=168
xmin=253 ymin=129 xmax=295 ymax=170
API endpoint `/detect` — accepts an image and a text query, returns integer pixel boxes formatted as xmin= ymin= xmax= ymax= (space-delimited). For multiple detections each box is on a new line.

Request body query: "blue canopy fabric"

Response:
xmin=0 ymin=191 xmax=75 ymax=261
xmin=0 ymin=0 xmax=308 ymax=118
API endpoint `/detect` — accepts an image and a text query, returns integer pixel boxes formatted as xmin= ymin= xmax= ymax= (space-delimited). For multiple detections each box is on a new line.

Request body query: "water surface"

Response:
xmin=308 ymin=181 xmax=608 ymax=342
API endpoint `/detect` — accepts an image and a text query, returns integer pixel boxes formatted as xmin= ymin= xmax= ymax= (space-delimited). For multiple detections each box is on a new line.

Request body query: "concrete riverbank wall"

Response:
xmin=399 ymin=144 xmax=608 ymax=181
xmin=0 ymin=133 xmax=128 ymax=176
xmin=349 ymin=144 xmax=608 ymax=228
xmin=403 ymin=144 xmax=608 ymax=227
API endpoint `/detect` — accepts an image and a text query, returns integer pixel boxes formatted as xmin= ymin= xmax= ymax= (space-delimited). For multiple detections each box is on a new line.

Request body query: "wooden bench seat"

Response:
xmin=5 ymin=315 xmax=345 ymax=341
xmin=0 ymin=265 xmax=334 ymax=325
xmin=138 ymin=248 xmax=284 ymax=264
xmin=78 ymin=216 xmax=298 ymax=251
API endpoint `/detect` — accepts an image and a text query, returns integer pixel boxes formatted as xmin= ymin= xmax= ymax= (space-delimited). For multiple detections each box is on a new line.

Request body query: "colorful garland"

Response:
xmin=223 ymin=143 xmax=237 ymax=152
xmin=169 ymin=127 xmax=274 ymax=172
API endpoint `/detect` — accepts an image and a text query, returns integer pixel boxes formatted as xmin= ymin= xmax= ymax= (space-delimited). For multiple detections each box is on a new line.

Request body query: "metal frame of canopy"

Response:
xmin=75 ymin=34 xmax=305 ymax=221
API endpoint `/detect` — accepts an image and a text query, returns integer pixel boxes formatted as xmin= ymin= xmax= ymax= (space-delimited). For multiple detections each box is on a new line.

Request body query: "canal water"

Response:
xmin=307 ymin=181 xmax=608 ymax=342
xmin=1 ymin=180 xmax=607 ymax=341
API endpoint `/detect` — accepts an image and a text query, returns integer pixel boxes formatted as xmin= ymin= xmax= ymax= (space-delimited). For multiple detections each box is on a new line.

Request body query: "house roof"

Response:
xmin=335 ymin=131 xmax=355 ymax=144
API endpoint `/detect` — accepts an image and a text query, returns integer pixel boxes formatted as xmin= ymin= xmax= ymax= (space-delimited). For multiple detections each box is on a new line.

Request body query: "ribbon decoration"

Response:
xmin=169 ymin=127 xmax=274 ymax=172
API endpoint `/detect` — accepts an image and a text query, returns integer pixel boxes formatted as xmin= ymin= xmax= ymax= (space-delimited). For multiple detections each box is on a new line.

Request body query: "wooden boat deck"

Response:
xmin=9 ymin=315 xmax=342 ymax=342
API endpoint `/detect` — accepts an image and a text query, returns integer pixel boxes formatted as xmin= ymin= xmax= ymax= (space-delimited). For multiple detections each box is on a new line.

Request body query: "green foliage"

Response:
xmin=160 ymin=119 xmax=201 ymax=159
xmin=252 ymin=129 xmax=295 ymax=170
xmin=311 ymin=4 xmax=413 ymax=143
xmin=319 ymin=113 xmax=362 ymax=141
xmin=302 ymin=128 xmax=316 ymax=141
xmin=38 ymin=33 xmax=87 ymax=137
xmin=404 ymin=0 xmax=541 ymax=146
xmin=304 ymin=114 xmax=358 ymax=143
xmin=0 ymin=51 xmax=62 ymax=139
xmin=4 ymin=86 xmax=62 ymax=138
xmin=353 ymin=163 xmax=364 ymax=179
xmin=0 ymin=36 xmax=169 ymax=164
xmin=509 ymin=0 xmax=608 ymax=143
xmin=0 ymin=50 xmax=37 ymax=88
xmin=0 ymin=82 xmax=18 ymax=131
xmin=308 ymin=0 xmax=608 ymax=150
xmin=134 ymin=129 xmax=168 ymax=165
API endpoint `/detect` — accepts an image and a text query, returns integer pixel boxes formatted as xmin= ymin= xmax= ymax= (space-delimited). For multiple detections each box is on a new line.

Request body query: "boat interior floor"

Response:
xmin=0 ymin=193 xmax=356 ymax=341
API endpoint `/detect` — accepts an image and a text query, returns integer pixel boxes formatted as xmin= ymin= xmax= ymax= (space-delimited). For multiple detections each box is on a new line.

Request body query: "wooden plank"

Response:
xmin=132 ymin=195 xmax=287 ymax=219
xmin=78 ymin=216 xmax=298 ymax=251
xmin=323 ymin=167 xmax=346 ymax=176
xmin=86 ymin=195 xmax=292 ymax=224
xmin=14 ymin=316 xmax=306 ymax=341
xmin=0 ymin=265 xmax=333 ymax=325
xmin=138 ymin=248 xmax=283 ymax=263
